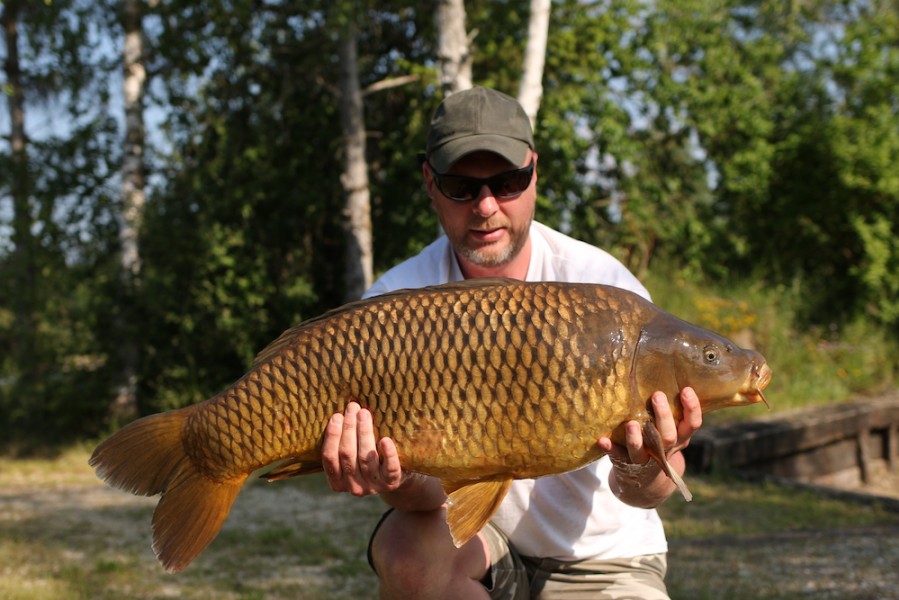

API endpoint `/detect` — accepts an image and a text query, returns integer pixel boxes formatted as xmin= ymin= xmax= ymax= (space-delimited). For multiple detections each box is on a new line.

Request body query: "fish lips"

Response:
xmin=704 ymin=359 xmax=772 ymax=412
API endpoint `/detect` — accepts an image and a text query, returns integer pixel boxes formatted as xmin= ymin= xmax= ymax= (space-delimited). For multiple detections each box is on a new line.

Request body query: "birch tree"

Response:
xmin=435 ymin=0 xmax=473 ymax=96
xmin=518 ymin=0 xmax=551 ymax=129
xmin=110 ymin=0 xmax=147 ymax=421
xmin=338 ymin=19 xmax=373 ymax=301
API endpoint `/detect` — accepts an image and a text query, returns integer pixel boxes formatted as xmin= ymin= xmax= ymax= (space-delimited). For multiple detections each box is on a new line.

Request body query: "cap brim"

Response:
xmin=430 ymin=135 xmax=530 ymax=172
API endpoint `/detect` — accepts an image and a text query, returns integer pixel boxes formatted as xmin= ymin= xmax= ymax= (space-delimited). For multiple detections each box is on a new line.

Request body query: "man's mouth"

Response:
xmin=469 ymin=226 xmax=506 ymax=243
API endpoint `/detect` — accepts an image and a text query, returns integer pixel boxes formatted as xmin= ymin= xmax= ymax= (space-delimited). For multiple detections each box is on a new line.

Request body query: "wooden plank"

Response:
xmin=858 ymin=428 xmax=873 ymax=484
xmin=741 ymin=438 xmax=860 ymax=481
xmin=889 ymin=423 xmax=898 ymax=470
xmin=687 ymin=395 xmax=899 ymax=475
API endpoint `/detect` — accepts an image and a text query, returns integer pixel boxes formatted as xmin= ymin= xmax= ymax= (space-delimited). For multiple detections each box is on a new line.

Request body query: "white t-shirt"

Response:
xmin=363 ymin=221 xmax=668 ymax=561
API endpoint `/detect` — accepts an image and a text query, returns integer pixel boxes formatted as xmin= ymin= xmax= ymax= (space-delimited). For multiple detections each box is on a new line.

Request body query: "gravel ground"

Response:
xmin=666 ymin=523 xmax=899 ymax=600
xmin=2 ymin=472 xmax=897 ymax=599
xmin=2 ymin=446 xmax=897 ymax=599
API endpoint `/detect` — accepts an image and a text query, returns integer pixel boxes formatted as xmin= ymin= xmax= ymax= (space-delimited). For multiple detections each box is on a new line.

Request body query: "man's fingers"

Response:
xmin=339 ymin=401 xmax=361 ymax=471
xmin=678 ymin=387 xmax=703 ymax=443
xmin=356 ymin=408 xmax=381 ymax=483
xmin=651 ymin=392 xmax=678 ymax=447
xmin=378 ymin=437 xmax=403 ymax=489
xmin=322 ymin=413 xmax=345 ymax=492
xmin=624 ymin=420 xmax=648 ymax=464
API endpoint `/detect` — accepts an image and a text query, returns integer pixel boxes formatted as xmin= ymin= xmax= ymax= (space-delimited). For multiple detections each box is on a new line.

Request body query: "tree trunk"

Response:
xmin=110 ymin=0 xmax=146 ymax=422
xmin=2 ymin=0 xmax=39 ymax=395
xmin=435 ymin=0 xmax=473 ymax=96
xmin=518 ymin=0 xmax=550 ymax=130
xmin=338 ymin=23 xmax=373 ymax=301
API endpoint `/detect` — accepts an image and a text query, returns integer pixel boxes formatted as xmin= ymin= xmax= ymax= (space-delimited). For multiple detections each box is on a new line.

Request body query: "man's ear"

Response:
xmin=422 ymin=160 xmax=438 ymax=204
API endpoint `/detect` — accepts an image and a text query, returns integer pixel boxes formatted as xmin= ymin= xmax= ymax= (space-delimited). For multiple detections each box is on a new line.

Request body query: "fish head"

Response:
xmin=634 ymin=312 xmax=772 ymax=417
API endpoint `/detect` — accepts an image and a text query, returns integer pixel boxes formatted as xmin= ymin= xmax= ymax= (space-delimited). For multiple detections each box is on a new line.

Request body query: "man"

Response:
xmin=321 ymin=87 xmax=702 ymax=599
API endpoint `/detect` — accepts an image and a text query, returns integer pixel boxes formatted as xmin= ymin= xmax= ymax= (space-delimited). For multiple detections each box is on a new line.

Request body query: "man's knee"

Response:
xmin=370 ymin=508 xmax=492 ymax=599
xmin=370 ymin=509 xmax=447 ymax=589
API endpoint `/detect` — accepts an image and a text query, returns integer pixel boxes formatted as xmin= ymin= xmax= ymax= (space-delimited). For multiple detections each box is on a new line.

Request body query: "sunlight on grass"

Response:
xmin=0 ymin=441 xmax=99 ymax=485
xmin=658 ymin=474 xmax=899 ymax=539
xmin=0 ymin=447 xmax=385 ymax=600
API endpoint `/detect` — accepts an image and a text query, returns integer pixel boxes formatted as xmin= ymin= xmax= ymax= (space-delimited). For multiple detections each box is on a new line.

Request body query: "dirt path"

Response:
xmin=666 ymin=524 xmax=899 ymax=599
xmin=0 ymin=458 xmax=385 ymax=599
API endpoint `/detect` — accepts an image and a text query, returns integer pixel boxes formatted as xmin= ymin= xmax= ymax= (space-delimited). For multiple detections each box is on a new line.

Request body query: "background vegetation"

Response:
xmin=1 ymin=0 xmax=898 ymax=448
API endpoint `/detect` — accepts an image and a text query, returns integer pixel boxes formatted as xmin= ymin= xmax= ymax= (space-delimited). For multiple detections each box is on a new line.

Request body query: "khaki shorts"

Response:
xmin=369 ymin=510 xmax=670 ymax=600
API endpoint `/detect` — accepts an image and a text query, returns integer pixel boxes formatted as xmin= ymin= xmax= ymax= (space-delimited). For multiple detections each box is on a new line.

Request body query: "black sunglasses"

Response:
xmin=425 ymin=159 xmax=535 ymax=202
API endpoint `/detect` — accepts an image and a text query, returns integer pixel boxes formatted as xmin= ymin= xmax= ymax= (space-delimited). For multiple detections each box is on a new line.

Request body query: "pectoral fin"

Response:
xmin=442 ymin=477 xmax=513 ymax=548
xmin=642 ymin=421 xmax=693 ymax=502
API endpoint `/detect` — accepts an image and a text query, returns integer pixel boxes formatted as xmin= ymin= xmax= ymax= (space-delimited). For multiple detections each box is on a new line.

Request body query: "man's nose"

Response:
xmin=472 ymin=184 xmax=498 ymax=216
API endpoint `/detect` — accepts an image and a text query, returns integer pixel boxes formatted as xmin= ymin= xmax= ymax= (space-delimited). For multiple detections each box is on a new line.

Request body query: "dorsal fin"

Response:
xmin=252 ymin=278 xmax=522 ymax=366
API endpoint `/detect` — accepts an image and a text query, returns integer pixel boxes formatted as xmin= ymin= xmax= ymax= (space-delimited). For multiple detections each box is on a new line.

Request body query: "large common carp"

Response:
xmin=90 ymin=278 xmax=771 ymax=572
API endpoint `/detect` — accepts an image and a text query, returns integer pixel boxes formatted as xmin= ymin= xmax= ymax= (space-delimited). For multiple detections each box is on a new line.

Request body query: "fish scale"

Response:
xmin=90 ymin=277 xmax=771 ymax=572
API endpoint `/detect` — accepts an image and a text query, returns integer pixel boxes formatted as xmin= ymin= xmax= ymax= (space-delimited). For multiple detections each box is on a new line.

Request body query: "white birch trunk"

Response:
xmin=121 ymin=0 xmax=145 ymax=281
xmin=518 ymin=0 xmax=551 ymax=130
xmin=435 ymin=0 xmax=473 ymax=96
xmin=339 ymin=25 xmax=373 ymax=301
xmin=112 ymin=0 xmax=146 ymax=422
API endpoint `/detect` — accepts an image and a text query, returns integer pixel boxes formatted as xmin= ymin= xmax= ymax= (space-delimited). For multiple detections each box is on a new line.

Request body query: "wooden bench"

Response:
xmin=685 ymin=391 xmax=899 ymax=491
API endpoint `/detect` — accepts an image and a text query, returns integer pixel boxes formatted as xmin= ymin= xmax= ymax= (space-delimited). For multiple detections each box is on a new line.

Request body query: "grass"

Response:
xmin=1 ymin=447 xmax=898 ymax=599
xmin=657 ymin=474 xmax=899 ymax=538
xmin=0 ymin=446 xmax=386 ymax=600
xmin=659 ymin=475 xmax=899 ymax=599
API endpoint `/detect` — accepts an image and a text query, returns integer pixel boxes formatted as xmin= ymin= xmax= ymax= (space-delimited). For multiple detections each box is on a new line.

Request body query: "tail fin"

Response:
xmin=89 ymin=409 xmax=247 ymax=572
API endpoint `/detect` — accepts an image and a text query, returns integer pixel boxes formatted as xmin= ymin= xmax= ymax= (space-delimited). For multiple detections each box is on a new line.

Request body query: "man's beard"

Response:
xmin=450 ymin=217 xmax=532 ymax=268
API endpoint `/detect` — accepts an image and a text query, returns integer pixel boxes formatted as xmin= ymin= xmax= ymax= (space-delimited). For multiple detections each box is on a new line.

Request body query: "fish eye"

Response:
xmin=703 ymin=345 xmax=720 ymax=364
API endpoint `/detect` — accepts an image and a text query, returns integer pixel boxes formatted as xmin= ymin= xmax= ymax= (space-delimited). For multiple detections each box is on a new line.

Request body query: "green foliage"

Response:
xmin=2 ymin=0 xmax=899 ymax=440
xmin=645 ymin=269 xmax=898 ymax=418
xmin=134 ymin=1 xmax=446 ymax=409
xmin=852 ymin=215 xmax=899 ymax=324
xmin=0 ymin=0 xmax=121 ymax=445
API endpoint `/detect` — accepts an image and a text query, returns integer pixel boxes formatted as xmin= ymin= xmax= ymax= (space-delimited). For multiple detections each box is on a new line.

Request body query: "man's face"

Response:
xmin=424 ymin=150 xmax=537 ymax=271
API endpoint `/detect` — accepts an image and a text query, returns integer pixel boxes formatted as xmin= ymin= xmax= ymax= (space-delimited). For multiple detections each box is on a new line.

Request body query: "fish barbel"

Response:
xmin=90 ymin=278 xmax=771 ymax=572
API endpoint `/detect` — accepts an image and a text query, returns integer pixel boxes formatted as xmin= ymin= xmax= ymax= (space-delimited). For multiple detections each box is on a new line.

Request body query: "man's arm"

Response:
xmin=598 ymin=387 xmax=703 ymax=508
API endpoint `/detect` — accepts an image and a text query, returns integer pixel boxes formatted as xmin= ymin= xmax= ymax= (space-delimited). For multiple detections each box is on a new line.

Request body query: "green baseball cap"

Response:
xmin=426 ymin=87 xmax=534 ymax=172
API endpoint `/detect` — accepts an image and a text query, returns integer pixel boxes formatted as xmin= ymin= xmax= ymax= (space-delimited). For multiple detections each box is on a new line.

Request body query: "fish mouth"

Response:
xmin=740 ymin=362 xmax=772 ymax=408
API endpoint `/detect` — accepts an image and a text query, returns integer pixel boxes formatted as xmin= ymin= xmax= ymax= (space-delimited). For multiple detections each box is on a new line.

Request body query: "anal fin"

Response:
xmin=442 ymin=477 xmax=513 ymax=548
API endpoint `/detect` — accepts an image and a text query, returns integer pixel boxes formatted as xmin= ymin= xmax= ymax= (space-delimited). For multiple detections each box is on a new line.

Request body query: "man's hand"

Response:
xmin=599 ymin=387 xmax=702 ymax=464
xmin=321 ymin=401 xmax=404 ymax=496
xmin=598 ymin=387 xmax=703 ymax=507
